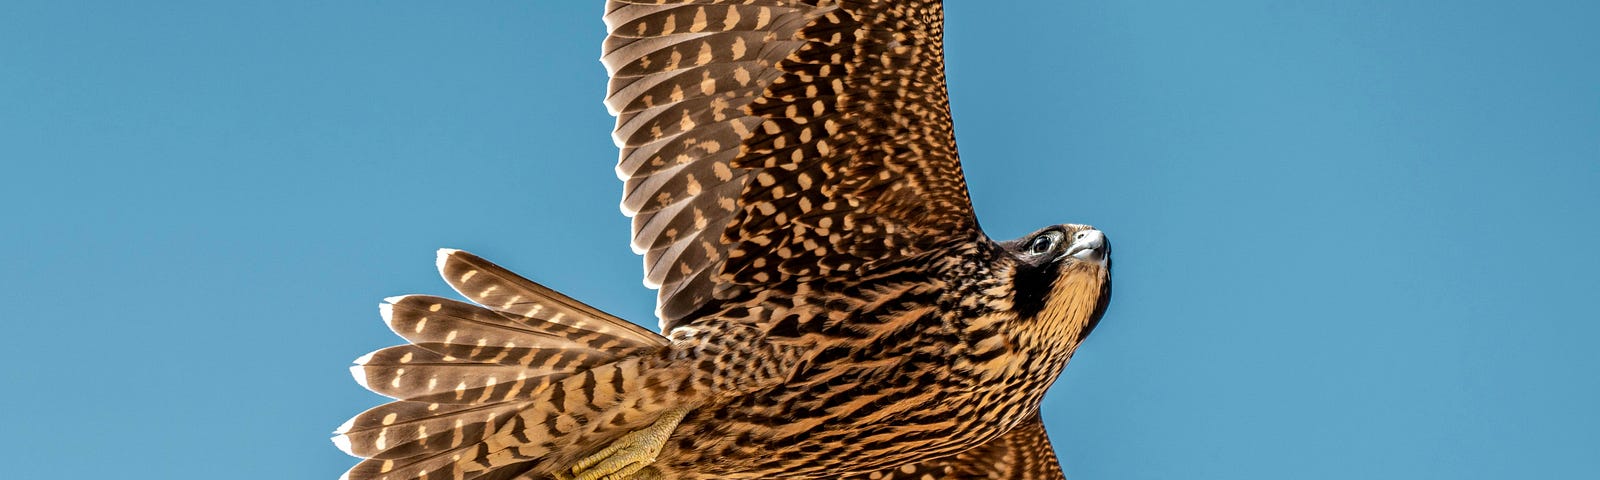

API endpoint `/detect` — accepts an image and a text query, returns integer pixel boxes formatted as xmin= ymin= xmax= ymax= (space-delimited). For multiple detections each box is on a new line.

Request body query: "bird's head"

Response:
xmin=1000 ymin=224 xmax=1113 ymax=346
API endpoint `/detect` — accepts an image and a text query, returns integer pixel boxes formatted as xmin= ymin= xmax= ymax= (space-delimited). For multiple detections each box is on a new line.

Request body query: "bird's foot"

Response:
xmin=557 ymin=406 xmax=691 ymax=480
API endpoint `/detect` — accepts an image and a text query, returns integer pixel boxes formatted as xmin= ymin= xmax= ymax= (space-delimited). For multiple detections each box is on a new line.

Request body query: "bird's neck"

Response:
xmin=1014 ymin=262 xmax=1109 ymax=379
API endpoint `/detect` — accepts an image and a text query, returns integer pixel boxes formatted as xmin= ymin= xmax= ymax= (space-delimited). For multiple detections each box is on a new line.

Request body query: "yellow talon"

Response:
xmin=564 ymin=406 xmax=692 ymax=480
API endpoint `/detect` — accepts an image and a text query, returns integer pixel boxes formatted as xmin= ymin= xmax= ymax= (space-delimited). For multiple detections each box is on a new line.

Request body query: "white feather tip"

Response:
xmin=349 ymin=364 xmax=371 ymax=390
xmin=333 ymin=415 xmax=357 ymax=435
xmin=435 ymin=248 xmax=461 ymax=270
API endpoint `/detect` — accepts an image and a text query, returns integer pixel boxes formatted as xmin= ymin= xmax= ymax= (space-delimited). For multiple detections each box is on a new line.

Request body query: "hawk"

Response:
xmin=335 ymin=1 xmax=1112 ymax=479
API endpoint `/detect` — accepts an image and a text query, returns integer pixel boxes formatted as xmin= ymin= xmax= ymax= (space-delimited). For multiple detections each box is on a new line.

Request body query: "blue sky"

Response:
xmin=3 ymin=1 xmax=1596 ymax=478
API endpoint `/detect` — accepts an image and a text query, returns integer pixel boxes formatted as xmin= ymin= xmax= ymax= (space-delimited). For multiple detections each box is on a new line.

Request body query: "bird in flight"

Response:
xmin=335 ymin=1 xmax=1113 ymax=479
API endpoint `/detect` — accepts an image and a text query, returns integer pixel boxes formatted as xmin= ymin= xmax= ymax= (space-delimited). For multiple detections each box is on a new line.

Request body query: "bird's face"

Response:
xmin=1007 ymin=224 xmax=1109 ymax=269
xmin=1002 ymin=224 xmax=1113 ymax=347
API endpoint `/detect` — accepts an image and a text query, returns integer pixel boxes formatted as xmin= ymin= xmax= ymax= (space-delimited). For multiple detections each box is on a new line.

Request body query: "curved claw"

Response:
xmin=564 ymin=406 xmax=693 ymax=480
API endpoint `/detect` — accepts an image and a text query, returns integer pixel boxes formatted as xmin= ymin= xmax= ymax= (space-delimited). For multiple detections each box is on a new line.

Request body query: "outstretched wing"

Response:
xmin=603 ymin=0 xmax=978 ymax=329
xmin=845 ymin=413 xmax=1067 ymax=480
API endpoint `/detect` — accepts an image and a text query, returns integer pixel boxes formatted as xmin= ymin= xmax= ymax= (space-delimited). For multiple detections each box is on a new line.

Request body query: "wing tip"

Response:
xmin=654 ymin=304 xmax=669 ymax=331
xmin=613 ymin=161 xmax=632 ymax=182
xmin=436 ymin=248 xmax=462 ymax=271
xmin=330 ymin=417 xmax=358 ymax=457
xmin=602 ymin=96 xmax=623 ymax=117
xmin=332 ymin=415 xmax=357 ymax=436
xmin=348 ymin=364 xmax=371 ymax=390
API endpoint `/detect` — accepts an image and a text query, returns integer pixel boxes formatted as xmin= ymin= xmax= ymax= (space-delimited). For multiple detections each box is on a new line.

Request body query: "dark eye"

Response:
xmin=1026 ymin=232 xmax=1061 ymax=255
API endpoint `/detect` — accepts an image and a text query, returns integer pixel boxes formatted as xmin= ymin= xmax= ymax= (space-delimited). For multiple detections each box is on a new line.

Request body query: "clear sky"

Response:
xmin=3 ymin=1 xmax=1596 ymax=479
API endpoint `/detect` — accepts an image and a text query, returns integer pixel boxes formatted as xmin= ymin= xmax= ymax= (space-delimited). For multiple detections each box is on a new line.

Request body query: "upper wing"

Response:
xmin=602 ymin=0 xmax=978 ymax=329
xmin=843 ymin=412 xmax=1067 ymax=480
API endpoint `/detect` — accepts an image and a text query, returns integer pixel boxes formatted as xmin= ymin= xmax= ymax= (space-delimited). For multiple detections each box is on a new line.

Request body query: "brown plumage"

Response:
xmin=843 ymin=412 xmax=1067 ymax=480
xmin=335 ymin=1 xmax=1112 ymax=479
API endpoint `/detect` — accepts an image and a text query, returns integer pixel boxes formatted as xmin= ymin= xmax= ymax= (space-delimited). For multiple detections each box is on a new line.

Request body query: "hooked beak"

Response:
xmin=1064 ymin=228 xmax=1106 ymax=263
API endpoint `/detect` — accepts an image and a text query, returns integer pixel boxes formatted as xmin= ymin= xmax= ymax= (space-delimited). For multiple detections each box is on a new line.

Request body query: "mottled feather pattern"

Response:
xmin=631 ymin=240 xmax=1096 ymax=479
xmin=726 ymin=0 xmax=972 ymax=288
xmin=351 ymin=341 xmax=565 ymax=406
xmin=337 ymin=251 xmax=678 ymax=480
xmin=843 ymin=414 xmax=1066 ymax=480
xmin=337 ymin=400 xmax=525 ymax=461
xmin=604 ymin=1 xmax=823 ymax=325
xmin=603 ymin=0 xmax=977 ymax=328
xmin=338 ymin=1 xmax=1111 ymax=479
xmin=380 ymin=296 xmax=636 ymax=368
xmin=434 ymin=250 xmax=666 ymax=349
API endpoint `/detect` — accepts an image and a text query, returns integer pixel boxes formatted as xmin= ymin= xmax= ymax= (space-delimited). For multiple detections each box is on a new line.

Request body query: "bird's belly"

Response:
xmin=648 ymin=351 xmax=1048 ymax=479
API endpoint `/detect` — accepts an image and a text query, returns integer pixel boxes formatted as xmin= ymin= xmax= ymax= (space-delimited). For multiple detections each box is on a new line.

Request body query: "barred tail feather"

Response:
xmin=435 ymin=249 xmax=665 ymax=349
xmin=349 ymin=344 xmax=567 ymax=406
xmin=335 ymin=399 xmax=525 ymax=460
xmin=337 ymin=250 xmax=674 ymax=480
xmin=463 ymin=355 xmax=691 ymax=476
xmin=381 ymin=295 xmax=640 ymax=367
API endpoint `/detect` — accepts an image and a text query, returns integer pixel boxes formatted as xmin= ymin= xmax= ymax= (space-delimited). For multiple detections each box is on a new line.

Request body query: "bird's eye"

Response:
xmin=1026 ymin=232 xmax=1060 ymax=255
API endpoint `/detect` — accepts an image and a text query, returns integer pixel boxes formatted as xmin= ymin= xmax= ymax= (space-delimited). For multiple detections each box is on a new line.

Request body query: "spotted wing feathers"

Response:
xmin=603 ymin=0 xmax=980 ymax=330
xmin=604 ymin=1 xmax=819 ymax=326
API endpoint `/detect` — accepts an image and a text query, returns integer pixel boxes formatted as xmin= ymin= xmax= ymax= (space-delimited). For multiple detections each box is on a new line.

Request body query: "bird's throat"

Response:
xmin=1032 ymin=262 xmax=1109 ymax=356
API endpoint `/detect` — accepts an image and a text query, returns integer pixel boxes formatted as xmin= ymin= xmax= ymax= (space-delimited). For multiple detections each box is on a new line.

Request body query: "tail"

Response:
xmin=334 ymin=249 xmax=674 ymax=480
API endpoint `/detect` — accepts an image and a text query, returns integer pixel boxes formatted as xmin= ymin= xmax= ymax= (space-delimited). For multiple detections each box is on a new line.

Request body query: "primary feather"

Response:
xmin=338 ymin=2 xmax=1115 ymax=479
